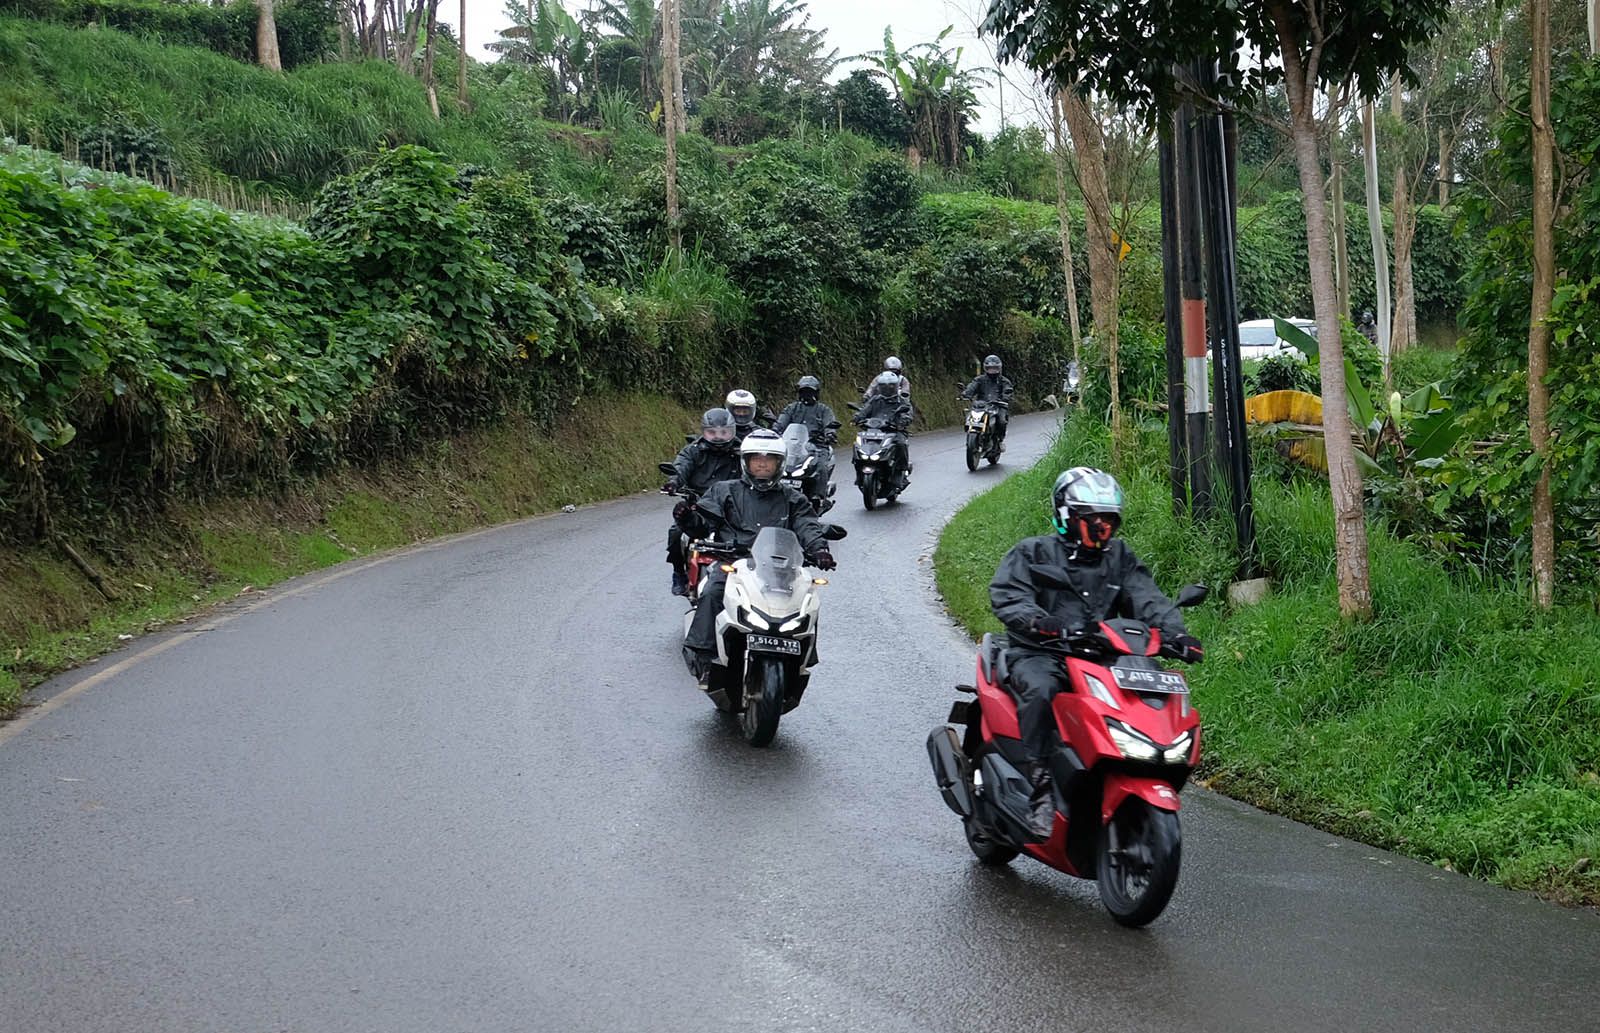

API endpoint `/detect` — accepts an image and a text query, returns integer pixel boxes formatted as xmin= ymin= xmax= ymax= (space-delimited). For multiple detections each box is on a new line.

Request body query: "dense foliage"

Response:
xmin=0 ymin=0 xmax=335 ymax=67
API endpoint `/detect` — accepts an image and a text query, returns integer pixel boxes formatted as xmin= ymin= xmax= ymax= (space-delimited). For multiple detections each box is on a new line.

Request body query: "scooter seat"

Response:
xmin=978 ymin=632 xmax=1010 ymax=687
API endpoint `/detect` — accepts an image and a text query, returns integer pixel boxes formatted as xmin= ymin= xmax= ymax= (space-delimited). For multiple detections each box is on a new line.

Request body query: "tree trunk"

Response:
xmin=1362 ymin=100 xmax=1392 ymax=385
xmin=662 ymin=0 xmax=682 ymax=250
xmin=1061 ymin=86 xmax=1121 ymax=458
xmin=1049 ymin=90 xmax=1084 ymax=360
xmin=256 ymin=0 xmax=282 ymax=71
xmin=1274 ymin=6 xmax=1372 ymax=620
xmin=1528 ymin=0 xmax=1556 ymax=608
xmin=1390 ymin=86 xmax=1416 ymax=355
xmin=420 ymin=0 xmax=441 ymax=117
xmin=456 ymin=0 xmax=468 ymax=109
xmin=1437 ymin=128 xmax=1453 ymax=206
xmin=1331 ymin=122 xmax=1350 ymax=319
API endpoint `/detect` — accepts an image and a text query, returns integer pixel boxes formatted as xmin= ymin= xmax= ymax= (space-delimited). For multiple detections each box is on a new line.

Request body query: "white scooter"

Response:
xmin=684 ymin=524 xmax=844 ymax=746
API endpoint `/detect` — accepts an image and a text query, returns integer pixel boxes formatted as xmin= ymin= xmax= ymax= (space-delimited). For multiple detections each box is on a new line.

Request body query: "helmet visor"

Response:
xmin=703 ymin=424 xmax=735 ymax=443
xmin=730 ymin=404 xmax=755 ymax=422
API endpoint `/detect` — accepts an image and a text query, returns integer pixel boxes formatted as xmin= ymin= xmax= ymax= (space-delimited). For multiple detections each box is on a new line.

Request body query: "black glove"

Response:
xmin=1032 ymin=615 xmax=1070 ymax=639
xmin=672 ymin=500 xmax=694 ymax=522
xmin=663 ymin=478 xmax=681 ymax=494
xmin=811 ymin=549 xmax=837 ymax=571
xmin=1170 ymin=633 xmax=1204 ymax=664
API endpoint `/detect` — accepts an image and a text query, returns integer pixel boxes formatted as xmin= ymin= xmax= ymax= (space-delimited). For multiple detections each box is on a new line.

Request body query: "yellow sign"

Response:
xmin=1111 ymin=230 xmax=1132 ymax=263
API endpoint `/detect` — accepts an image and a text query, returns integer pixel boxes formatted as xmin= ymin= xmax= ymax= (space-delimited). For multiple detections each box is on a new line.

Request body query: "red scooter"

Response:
xmin=927 ymin=579 xmax=1208 ymax=927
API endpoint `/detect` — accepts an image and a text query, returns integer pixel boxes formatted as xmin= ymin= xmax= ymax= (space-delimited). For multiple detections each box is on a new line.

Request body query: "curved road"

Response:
xmin=3 ymin=414 xmax=1597 ymax=1033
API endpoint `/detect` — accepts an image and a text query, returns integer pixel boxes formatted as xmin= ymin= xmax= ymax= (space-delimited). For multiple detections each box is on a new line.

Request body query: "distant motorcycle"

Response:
xmin=685 ymin=524 xmax=846 ymax=746
xmin=962 ymin=398 xmax=1008 ymax=471
xmin=847 ymin=411 xmax=909 ymax=510
xmin=779 ymin=423 xmax=837 ymax=515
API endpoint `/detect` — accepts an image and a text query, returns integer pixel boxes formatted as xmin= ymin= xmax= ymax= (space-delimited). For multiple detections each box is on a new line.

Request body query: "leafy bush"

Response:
xmin=0 ymin=0 xmax=335 ymax=68
xmin=849 ymin=156 xmax=923 ymax=251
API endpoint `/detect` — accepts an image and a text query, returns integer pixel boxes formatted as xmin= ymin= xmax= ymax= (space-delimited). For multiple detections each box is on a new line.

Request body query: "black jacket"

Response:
xmin=963 ymin=373 xmax=1015 ymax=404
xmin=695 ymin=477 xmax=828 ymax=555
xmin=672 ymin=439 xmax=742 ymax=494
xmin=773 ymin=400 xmax=838 ymax=444
xmin=989 ymin=534 xmax=1186 ymax=649
xmin=853 ymin=395 xmax=912 ymax=432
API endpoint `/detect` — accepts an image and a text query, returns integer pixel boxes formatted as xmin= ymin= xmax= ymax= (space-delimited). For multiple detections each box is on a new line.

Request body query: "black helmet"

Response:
xmin=797 ymin=375 xmax=820 ymax=402
xmin=1361 ymin=309 xmax=1374 ymax=322
xmin=740 ymin=429 xmax=787 ymax=491
xmin=701 ymin=407 xmax=737 ymax=450
xmin=1051 ymin=467 xmax=1124 ymax=551
xmin=983 ymin=354 xmax=1002 ymax=374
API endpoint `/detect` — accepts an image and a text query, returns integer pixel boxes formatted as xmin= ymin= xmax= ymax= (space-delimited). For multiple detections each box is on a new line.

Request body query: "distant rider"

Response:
xmin=664 ymin=407 xmax=743 ymax=596
xmin=961 ymin=354 xmax=1015 ymax=451
xmin=682 ymin=430 xmax=836 ymax=684
xmin=773 ymin=376 xmax=838 ymax=445
xmin=725 ymin=389 xmax=772 ymax=441
xmin=854 ymin=371 xmax=914 ymax=489
xmin=864 ymin=356 xmax=910 ymax=402
xmin=988 ymin=467 xmax=1202 ymax=838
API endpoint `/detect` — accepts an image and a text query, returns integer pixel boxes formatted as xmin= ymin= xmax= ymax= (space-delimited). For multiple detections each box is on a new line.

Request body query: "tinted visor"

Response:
xmin=730 ymin=404 xmax=755 ymax=423
xmin=703 ymin=425 xmax=735 ymax=443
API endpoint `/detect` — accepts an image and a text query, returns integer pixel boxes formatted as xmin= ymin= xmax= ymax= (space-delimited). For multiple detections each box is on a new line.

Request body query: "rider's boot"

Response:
xmin=1026 ymin=763 xmax=1056 ymax=841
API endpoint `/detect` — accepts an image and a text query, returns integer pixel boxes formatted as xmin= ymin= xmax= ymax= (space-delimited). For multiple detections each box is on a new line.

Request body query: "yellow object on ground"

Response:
xmin=1243 ymin=390 xmax=1324 ymax=426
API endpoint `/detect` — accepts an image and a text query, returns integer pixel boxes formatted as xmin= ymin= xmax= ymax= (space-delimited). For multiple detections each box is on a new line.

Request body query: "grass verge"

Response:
xmin=934 ymin=410 xmax=1600 ymax=907
xmin=0 ymin=394 xmax=696 ymax=714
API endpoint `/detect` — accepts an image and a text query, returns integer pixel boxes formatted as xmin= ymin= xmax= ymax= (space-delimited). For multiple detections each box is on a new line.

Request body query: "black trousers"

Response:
xmin=1008 ymin=651 xmax=1070 ymax=764
xmin=666 ymin=524 xmax=687 ymax=575
xmin=683 ymin=567 xmax=728 ymax=662
xmin=994 ymin=409 xmax=1009 ymax=442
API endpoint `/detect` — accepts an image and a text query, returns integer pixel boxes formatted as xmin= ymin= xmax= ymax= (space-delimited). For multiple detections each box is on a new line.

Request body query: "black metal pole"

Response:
xmin=1177 ymin=94 xmax=1212 ymax=517
xmin=1196 ymin=62 xmax=1258 ymax=574
xmin=1158 ymin=114 xmax=1187 ymax=516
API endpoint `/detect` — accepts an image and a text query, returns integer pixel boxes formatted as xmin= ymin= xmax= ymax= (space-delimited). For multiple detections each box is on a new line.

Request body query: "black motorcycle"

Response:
xmin=779 ymin=423 xmax=838 ymax=515
xmin=848 ymin=414 xmax=909 ymax=511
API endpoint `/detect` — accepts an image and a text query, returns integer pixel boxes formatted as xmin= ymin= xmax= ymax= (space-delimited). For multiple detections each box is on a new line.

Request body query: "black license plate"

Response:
xmin=748 ymin=634 xmax=803 ymax=656
xmin=1110 ymin=667 xmax=1188 ymax=693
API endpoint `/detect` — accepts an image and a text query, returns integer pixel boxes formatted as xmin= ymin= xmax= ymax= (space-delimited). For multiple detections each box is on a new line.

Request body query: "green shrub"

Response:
xmin=0 ymin=0 xmax=334 ymax=68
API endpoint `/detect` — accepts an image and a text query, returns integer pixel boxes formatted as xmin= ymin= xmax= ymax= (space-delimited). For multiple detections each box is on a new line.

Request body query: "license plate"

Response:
xmin=748 ymin=634 xmax=803 ymax=656
xmin=1110 ymin=667 xmax=1188 ymax=693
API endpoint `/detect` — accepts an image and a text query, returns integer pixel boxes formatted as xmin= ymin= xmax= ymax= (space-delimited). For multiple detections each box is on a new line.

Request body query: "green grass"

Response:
xmin=0 ymin=393 xmax=697 ymax=715
xmin=935 ymin=410 xmax=1600 ymax=907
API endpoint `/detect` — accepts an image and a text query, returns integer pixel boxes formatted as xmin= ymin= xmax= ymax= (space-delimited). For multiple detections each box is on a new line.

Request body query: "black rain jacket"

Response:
xmin=773 ymin=400 xmax=839 ymax=445
xmin=695 ymin=477 xmax=828 ymax=555
xmin=672 ymin=439 xmax=743 ymax=494
xmin=989 ymin=534 xmax=1187 ymax=650
xmin=963 ymin=373 xmax=1015 ymax=404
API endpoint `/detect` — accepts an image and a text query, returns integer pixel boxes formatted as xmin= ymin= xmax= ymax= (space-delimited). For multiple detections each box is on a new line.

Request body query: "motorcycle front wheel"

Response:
xmin=1096 ymin=801 xmax=1182 ymax=927
xmin=741 ymin=657 xmax=785 ymax=747
xmin=861 ymin=471 xmax=879 ymax=511
xmin=965 ymin=432 xmax=980 ymax=472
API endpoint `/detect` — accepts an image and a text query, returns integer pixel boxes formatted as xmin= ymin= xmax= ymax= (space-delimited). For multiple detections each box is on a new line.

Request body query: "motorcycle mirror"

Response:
xmin=1175 ymin=584 xmax=1210 ymax=608
xmin=823 ymin=524 xmax=849 ymax=541
xmin=827 ymin=420 xmax=842 ymax=429
xmin=658 ymin=462 xmax=677 ymax=476
xmin=1028 ymin=564 xmax=1075 ymax=591
xmin=845 ymin=402 xmax=861 ymax=412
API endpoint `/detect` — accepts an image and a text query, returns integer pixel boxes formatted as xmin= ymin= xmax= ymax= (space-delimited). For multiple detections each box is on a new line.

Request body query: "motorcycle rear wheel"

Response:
xmin=1096 ymin=802 xmax=1181 ymax=927
xmin=741 ymin=657 xmax=784 ymax=747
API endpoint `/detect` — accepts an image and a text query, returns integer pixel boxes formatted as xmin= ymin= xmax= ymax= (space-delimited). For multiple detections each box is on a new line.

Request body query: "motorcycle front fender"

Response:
xmin=1100 ymin=772 xmax=1181 ymax=824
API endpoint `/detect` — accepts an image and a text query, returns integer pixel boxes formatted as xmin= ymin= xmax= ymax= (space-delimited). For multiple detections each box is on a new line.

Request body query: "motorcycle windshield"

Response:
xmin=781 ymin=424 xmax=811 ymax=470
xmin=749 ymin=526 xmax=806 ymax=595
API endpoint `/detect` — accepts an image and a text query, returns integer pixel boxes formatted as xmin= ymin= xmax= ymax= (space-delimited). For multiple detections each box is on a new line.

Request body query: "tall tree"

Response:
xmin=984 ymin=0 xmax=1453 ymax=619
xmin=1048 ymin=90 xmax=1084 ymax=360
xmin=1059 ymin=86 xmax=1122 ymax=455
xmin=1527 ymin=0 xmax=1555 ymax=607
xmin=458 ymin=0 xmax=469 ymax=108
xmin=662 ymin=0 xmax=683 ymax=250
xmin=257 ymin=0 xmax=283 ymax=71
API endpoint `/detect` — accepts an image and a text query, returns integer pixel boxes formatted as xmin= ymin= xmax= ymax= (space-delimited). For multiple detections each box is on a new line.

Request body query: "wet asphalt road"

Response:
xmin=3 ymin=412 xmax=1598 ymax=1033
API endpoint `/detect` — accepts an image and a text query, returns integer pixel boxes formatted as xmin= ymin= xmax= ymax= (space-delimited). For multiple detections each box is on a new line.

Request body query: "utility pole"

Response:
xmin=1158 ymin=114 xmax=1187 ymax=516
xmin=1362 ymin=99 xmax=1392 ymax=385
xmin=1177 ymin=93 xmax=1212 ymax=518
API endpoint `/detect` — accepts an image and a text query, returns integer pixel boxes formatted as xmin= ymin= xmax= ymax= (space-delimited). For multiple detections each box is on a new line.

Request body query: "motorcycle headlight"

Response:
xmin=1106 ymin=720 xmax=1161 ymax=762
xmin=1163 ymin=731 xmax=1194 ymax=764
xmin=1083 ymin=674 xmax=1121 ymax=711
xmin=778 ymin=614 xmax=807 ymax=633
xmin=740 ymin=607 xmax=771 ymax=632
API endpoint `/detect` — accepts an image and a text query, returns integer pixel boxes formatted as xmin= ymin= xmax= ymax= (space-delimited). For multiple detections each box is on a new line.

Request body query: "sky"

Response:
xmin=456 ymin=0 xmax=1041 ymax=134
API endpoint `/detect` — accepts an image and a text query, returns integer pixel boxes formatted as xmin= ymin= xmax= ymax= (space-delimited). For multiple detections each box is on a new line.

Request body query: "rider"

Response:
xmin=865 ymin=356 xmax=911 ymax=401
xmin=664 ymin=407 xmax=743 ymax=596
xmin=682 ymin=430 xmax=837 ymax=683
xmin=961 ymin=354 xmax=1015 ymax=451
xmin=988 ymin=467 xmax=1203 ymax=837
xmin=773 ymin=376 xmax=838 ymax=446
xmin=854 ymin=371 xmax=914 ymax=485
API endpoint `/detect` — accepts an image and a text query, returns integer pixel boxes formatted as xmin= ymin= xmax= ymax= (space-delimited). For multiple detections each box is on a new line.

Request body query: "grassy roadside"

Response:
xmin=934 ymin=411 xmax=1600 ymax=907
xmin=0 ymin=394 xmax=697 ymax=715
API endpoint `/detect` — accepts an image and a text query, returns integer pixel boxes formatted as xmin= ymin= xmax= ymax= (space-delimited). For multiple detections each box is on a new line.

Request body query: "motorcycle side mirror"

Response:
xmin=1175 ymin=584 xmax=1210 ymax=608
xmin=658 ymin=462 xmax=677 ymax=476
xmin=1028 ymin=564 xmax=1075 ymax=591
xmin=823 ymin=524 xmax=849 ymax=541
xmin=845 ymin=402 xmax=861 ymax=412
xmin=826 ymin=420 xmax=842 ymax=429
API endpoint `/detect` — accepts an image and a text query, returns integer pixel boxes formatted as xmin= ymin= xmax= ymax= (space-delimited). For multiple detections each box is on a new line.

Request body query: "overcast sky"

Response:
xmin=457 ymin=0 xmax=1040 ymax=134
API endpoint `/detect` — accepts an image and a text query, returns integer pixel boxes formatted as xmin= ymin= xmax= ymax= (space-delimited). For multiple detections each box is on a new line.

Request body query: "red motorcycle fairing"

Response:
xmin=1101 ymin=772 xmax=1182 ymax=824
xmin=974 ymin=656 xmax=1021 ymax=740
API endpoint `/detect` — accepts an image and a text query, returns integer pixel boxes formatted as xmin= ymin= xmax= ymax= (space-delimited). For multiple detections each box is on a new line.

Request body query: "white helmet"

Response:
xmin=884 ymin=356 xmax=903 ymax=372
xmin=726 ymin=389 xmax=758 ymax=429
xmin=740 ymin=429 xmax=787 ymax=490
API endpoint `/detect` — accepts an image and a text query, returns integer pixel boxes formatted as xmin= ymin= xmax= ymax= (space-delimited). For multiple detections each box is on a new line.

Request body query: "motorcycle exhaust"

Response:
xmin=926 ymin=726 xmax=974 ymax=817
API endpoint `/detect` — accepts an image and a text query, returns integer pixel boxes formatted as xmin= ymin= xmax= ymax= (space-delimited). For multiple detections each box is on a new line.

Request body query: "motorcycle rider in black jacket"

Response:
xmin=989 ymin=467 xmax=1204 ymax=837
xmin=682 ymin=430 xmax=836 ymax=682
xmin=664 ymin=408 xmax=743 ymax=596
xmin=962 ymin=354 xmax=1015 ymax=451
xmin=773 ymin=375 xmax=838 ymax=445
